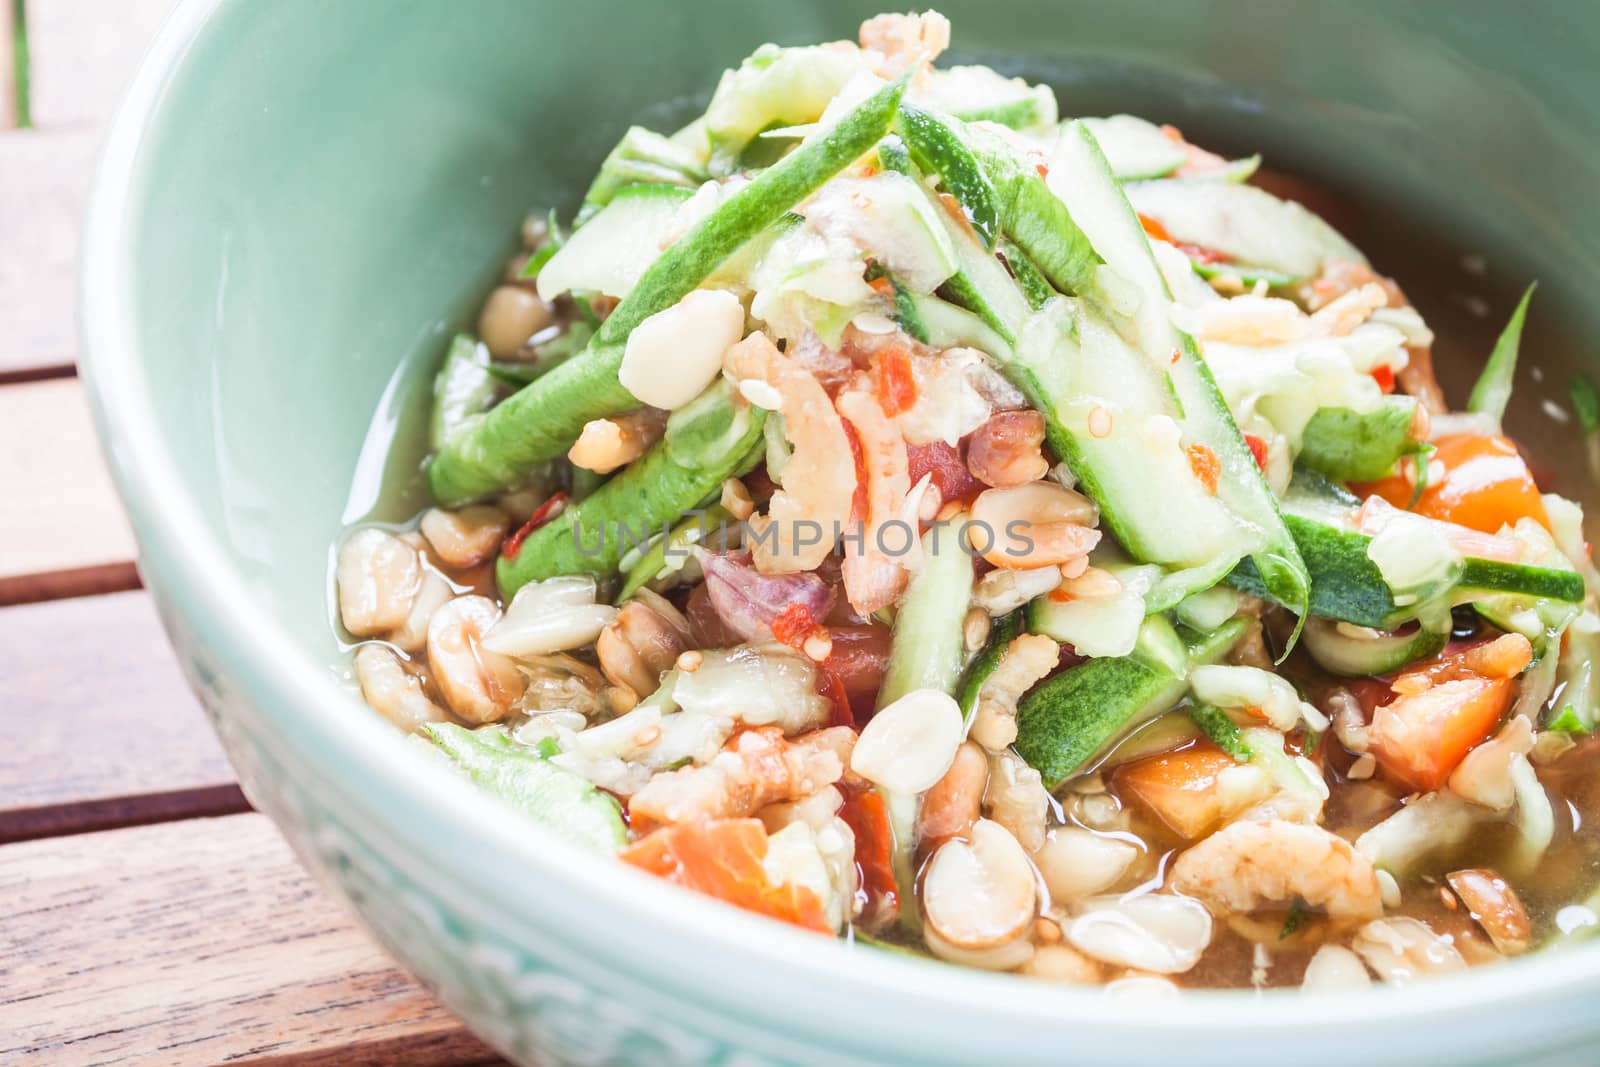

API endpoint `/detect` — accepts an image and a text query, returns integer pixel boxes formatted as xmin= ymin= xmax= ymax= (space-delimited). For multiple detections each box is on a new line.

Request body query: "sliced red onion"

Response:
xmin=701 ymin=553 xmax=835 ymax=642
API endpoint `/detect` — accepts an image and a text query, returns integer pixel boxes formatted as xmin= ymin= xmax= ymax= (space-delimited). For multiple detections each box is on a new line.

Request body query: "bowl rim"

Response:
xmin=79 ymin=0 xmax=1600 ymax=1054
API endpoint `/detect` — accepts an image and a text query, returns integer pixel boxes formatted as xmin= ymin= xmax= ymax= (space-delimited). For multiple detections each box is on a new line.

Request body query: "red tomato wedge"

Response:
xmin=1368 ymin=634 xmax=1532 ymax=793
xmin=1357 ymin=433 xmax=1549 ymax=534
xmin=1113 ymin=741 xmax=1254 ymax=840
xmin=620 ymin=819 xmax=833 ymax=934
xmin=839 ymin=783 xmax=899 ymax=927
xmin=1369 ymin=677 xmax=1517 ymax=793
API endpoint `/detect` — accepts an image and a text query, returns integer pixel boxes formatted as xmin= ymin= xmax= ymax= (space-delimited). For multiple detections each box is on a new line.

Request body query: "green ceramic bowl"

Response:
xmin=83 ymin=1 xmax=1600 ymax=1064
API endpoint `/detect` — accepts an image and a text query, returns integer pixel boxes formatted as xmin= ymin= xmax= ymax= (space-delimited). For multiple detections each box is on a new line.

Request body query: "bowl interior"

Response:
xmin=94 ymin=0 xmax=1600 ymax=1038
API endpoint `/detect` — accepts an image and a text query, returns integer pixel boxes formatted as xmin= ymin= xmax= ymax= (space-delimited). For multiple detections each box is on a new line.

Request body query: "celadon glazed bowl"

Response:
xmin=83 ymin=1 xmax=1600 ymax=1064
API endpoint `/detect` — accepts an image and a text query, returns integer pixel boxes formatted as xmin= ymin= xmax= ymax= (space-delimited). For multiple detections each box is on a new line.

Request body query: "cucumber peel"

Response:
xmin=1226 ymin=469 xmax=1585 ymax=628
xmin=423 ymin=724 xmax=627 ymax=853
xmin=1015 ymin=616 xmax=1247 ymax=788
xmin=954 ymin=610 xmax=1023 ymax=719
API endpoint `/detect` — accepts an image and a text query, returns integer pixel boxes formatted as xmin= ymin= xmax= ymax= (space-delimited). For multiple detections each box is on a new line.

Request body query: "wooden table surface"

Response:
xmin=0 ymin=4 xmax=506 ymax=1063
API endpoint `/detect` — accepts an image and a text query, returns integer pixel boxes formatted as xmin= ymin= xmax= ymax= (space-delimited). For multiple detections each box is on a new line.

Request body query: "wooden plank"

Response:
xmin=24 ymin=0 xmax=174 ymax=128
xmin=0 ymin=127 xmax=97 ymax=376
xmin=0 ymin=377 xmax=140 ymax=603
xmin=0 ymin=812 xmax=505 ymax=1066
xmin=0 ymin=590 xmax=251 ymax=842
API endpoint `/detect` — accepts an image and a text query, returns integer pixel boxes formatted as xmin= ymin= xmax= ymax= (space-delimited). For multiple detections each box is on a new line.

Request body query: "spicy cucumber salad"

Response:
xmin=334 ymin=11 xmax=1600 ymax=990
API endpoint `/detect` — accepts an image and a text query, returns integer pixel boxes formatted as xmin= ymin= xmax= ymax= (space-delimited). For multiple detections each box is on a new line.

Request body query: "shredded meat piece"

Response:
xmin=969 ymin=634 xmax=1060 ymax=752
xmin=629 ymin=726 xmax=855 ymax=830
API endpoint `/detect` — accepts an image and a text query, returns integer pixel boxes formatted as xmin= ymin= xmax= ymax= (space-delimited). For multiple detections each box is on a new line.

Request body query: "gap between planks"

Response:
xmin=0 ymin=812 xmax=506 ymax=1066
xmin=0 ymin=375 xmax=141 ymax=605
xmin=0 ymin=589 xmax=249 ymax=842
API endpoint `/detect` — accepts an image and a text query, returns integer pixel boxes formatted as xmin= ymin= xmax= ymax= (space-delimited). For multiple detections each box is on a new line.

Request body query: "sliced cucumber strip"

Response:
xmin=1025 ymin=562 xmax=1161 ymax=658
xmin=1049 ymin=121 xmax=1310 ymax=621
xmin=1225 ymin=469 xmax=1586 ymax=628
xmin=578 ymin=126 xmax=708 ymax=223
xmin=703 ymin=43 xmax=875 ymax=170
xmin=1125 ymin=179 xmax=1365 ymax=279
xmin=1301 ymin=617 xmax=1447 ymax=677
xmin=1188 ymin=703 xmax=1253 ymax=762
xmin=1467 ymin=283 xmax=1536 ymax=426
xmin=878 ymin=522 xmax=976 ymax=708
xmin=536 ymin=183 xmax=694 ymax=302
xmin=430 ymin=334 xmax=497 ymax=452
xmin=918 ymin=65 xmax=1059 ymax=131
xmin=1076 ymin=115 xmax=1185 ymax=180
xmin=1015 ymin=617 xmax=1247 ymax=789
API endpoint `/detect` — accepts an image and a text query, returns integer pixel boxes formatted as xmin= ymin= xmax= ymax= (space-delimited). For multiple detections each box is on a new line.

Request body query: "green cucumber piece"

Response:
xmin=616 ymin=504 xmax=736 ymax=603
xmin=962 ymin=121 xmax=1102 ymax=296
xmin=703 ymin=43 xmax=875 ymax=170
xmin=422 ymin=724 xmax=626 ymax=853
xmin=1297 ymin=396 xmax=1422 ymax=482
xmin=918 ymin=66 xmax=1058 ymax=131
xmin=1125 ymin=179 xmax=1365 ymax=279
xmin=430 ymin=334 xmax=498 ymax=452
xmin=897 ymin=103 xmax=1001 ymax=249
xmin=901 ymin=290 xmax=1014 ymax=358
xmin=877 ymin=521 xmax=976 ymax=708
xmin=1050 ymin=121 xmax=1310 ymax=622
xmin=1174 ymin=584 xmax=1242 ymax=632
xmin=1467 ymin=283 xmax=1536 ymax=425
xmin=496 ymin=386 xmax=766 ymax=597
xmin=954 ymin=610 xmax=1023 ymax=719
xmin=870 ymin=264 xmax=931 ymax=343
xmin=1015 ymin=617 xmax=1247 ymax=788
xmin=578 ymin=126 xmax=708 ymax=223
xmin=1301 ymin=617 xmax=1448 ymax=677
xmin=1188 ymin=703 xmax=1253 ymax=762
xmin=1190 ymin=258 xmax=1302 ymax=289
xmin=876 ymin=134 xmax=912 ymax=176
xmin=1076 ymin=115 xmax=1186 ymax=180
xmin=1225 ymin=470 xmax=1586 ymax=627
xmin=427 ymin=76 xmax=907 ymax=506
xmin=537 ymin=183 xmax=694 ymax=302
xmin=1025 ymin=562 xmax=1162 ymax=658
xmin=998 ymin=237 xmax=1055 ymax=310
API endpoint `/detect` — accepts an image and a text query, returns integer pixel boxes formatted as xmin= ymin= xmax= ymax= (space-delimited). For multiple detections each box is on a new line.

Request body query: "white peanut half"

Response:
xmin=923 ymin=819 xmax=1039 ymax=970
xmin=850 ymin=687 xmax=963 ymax=794
xmin=619 ymin=288 xmax=745 ymax=409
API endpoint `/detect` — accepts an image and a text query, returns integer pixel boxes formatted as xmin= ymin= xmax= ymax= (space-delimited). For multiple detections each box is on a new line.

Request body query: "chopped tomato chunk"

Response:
xmin=1356 ymin=433 xmax=1549 ymax=534
xmin=1113 ymin=740 xmax=1266 ymax=840
xmin=1187 ymin=443 xmax=1220 ymax=494
xmin=839 ymin=783 xmax=899 ymax=927
xmin=1243 ymin=432 xmax=1270 ymax=472
xmin=1370 ymin=678 xmax=1516 ymax=793
xmin=1370 ymin=365 xmax=1396 ymax=394
xmin=620 ymin=819 xmax=832 ymax=933
xmin=771 ymin=602 xmax=818 ymax=650
xmin=1138 ymin=213 xmax=1173 ymax=242
xmin=907 ymin=440 xmax=986 ymax=506
xmin=874 ymin=345 xmax=918 ymax=417
xmin=1368 ymin=635 xmax=1532 ymax=793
